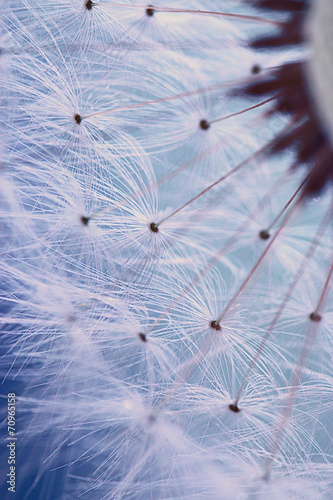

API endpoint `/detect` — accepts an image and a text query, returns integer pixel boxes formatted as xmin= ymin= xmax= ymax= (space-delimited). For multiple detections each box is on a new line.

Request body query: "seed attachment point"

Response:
xmin=80 ymin=215 xmax=90 ymax=226
xmin=309 ymin=311 xmax=322 ymax=322
xmin=210 ymin=320 xmax=221 ymax=331
xmin=139 ymin=333 xmax=147 ymax=342
xmin=74 ymin=113 xmax=82 ymax=124
xmin=229 ymin=403 xmax=240 ymax=413
xmin=200 ymin=119 xmax=210 ymax=130
xmin=150 ymin=222 xmax=159 ymax=233
xmin=251 ymin=64 xmax=261 ymax=75
xmin=85 ymin=1 xmax=93 ymax=10
xmin=259 ymin=229 xmax=270 ymax=240
xmin=146 ymin=5 xmax=155 ymax=16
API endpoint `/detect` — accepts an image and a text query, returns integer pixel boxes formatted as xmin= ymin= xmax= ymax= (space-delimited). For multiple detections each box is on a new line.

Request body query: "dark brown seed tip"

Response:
xmin=210 ymin=320 xmax=221 ymax=331
xmin=85 ymin=0 xmax=93 ymax=10
xmin=139 ymin=333 xmax=147 ymax=342
xmin=229 ymin=403 xmax=240 ymax=413
xmin=259 ymin=230 xmax=270 ymax=240
xmin=146 ymin=6 xmax=154 ymax=16
xmin=74 ymin=113 xmax=82 ymax=124
xmin=309 ymin=312 xmax=322 ymax=322
xmin=200 ymin=119 xmax=210 ymax=130
xmin=150 ymin=222 xmax=159 ymax=233
xmin=251 ymin=64 xmax=261 ymax=75
xmin=80 ymin=215 xmax=90 ymax=226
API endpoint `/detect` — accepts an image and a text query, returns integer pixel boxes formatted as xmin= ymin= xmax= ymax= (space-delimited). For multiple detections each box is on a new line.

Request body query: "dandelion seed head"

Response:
xmin=2 ymin=0 xmax=333 ymax=498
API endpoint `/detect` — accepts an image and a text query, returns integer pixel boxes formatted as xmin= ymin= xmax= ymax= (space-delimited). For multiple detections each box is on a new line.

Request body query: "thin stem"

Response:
xmin=82 ymin=81 xmax=236 ymax=120
xmin=234 ymin=208 xmax=331 ymax=407
xmin=313 ymin=257 xmax=333 ymax=317
xmin=265 ymin=174 xmax=308 ymax=233
xmin=208 ymin=96 xmax=277 ymax=126
xmin=81 ymin=69 xmax=275 ymax=121
xmin=96 ymin=3 xmax=282 ymax=25
xmin=215 ymin=197 xmax=301 ymax=325
xmin=264 ymin=245 xmax=333 ymax=478
xmin=87 ymin=120 xmax=294 ymax=224
xmin=155 ymin=122 xmax=295 ymax=228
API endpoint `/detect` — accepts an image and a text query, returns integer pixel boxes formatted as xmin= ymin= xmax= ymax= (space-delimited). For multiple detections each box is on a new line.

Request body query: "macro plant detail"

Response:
xmin=0 ymin=0 xmax=333 ymax=499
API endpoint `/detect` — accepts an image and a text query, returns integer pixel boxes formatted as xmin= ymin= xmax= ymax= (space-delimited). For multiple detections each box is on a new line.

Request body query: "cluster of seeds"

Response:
xmin=0 ymin=1 xmax=332 ymax=498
